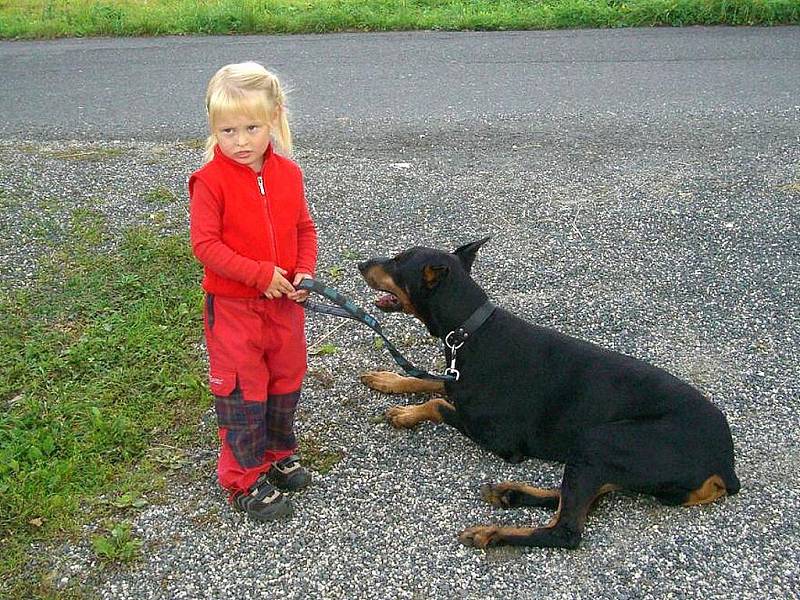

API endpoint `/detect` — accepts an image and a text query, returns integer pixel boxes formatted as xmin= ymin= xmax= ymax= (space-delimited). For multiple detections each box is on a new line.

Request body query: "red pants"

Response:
xmin=204 ymin=294 xmax=307 ymax=494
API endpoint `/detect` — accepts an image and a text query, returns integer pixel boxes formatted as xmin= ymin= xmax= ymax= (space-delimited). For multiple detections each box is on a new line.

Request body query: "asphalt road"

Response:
xmin=1 ymin=27 xmax=798 ymax=141
xmin=1 ymin=26 xmax=799 ymax=600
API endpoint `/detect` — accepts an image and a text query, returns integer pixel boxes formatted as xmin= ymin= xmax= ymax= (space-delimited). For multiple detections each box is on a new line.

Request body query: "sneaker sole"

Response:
xmin=245 ymin=500 xmax=293 ymax=522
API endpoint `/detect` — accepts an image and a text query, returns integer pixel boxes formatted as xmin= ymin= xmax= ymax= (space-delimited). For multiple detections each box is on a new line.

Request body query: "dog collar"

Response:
xmin=443 ymin=301 xmax=496 ymax=382
xmin=446 ymin=301 xmax=496 ymax=345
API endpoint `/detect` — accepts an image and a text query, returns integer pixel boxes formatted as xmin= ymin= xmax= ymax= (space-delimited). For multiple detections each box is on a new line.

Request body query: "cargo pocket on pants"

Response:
xmin=211 ymin=370 xmax=268 ymax=469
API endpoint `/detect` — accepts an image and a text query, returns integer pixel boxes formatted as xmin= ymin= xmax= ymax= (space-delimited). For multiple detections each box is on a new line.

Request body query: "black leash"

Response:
xmin=298 ymin=278 xmax=458 ymax=381
xmin=298 ymin=278 xmax=497 ymax=382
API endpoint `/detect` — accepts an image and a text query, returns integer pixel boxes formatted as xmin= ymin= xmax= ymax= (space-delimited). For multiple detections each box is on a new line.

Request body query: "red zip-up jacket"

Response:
xmin=189 ymin=144 xmax=317 ymax=298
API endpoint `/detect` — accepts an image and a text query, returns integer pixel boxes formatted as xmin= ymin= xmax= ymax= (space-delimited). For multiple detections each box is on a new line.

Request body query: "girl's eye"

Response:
xmin=221 ymin=128 xmax=233 ymax=135
xmin=248 ymin=125 xmax=259 ymax=132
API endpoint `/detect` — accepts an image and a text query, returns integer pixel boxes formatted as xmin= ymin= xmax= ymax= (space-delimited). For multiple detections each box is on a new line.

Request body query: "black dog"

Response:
xmin=358 ymin=238 xmax=740 ymax=549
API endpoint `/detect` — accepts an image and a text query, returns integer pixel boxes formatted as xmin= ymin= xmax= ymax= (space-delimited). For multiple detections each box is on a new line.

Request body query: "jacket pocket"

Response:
xmin=213 ymin=382 xmax=269 ymax=468
xmin=209 ymin=368 xmax=236 ymax=397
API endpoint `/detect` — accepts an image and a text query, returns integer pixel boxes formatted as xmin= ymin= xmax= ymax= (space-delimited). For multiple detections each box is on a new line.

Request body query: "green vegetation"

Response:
xmin=310 ymin=342 xmax=338 ymax=355
xmin=18 ymin=144 xmax=126 ymax=162
xmin=0 ymin=196 xmax=348 ymax=595
xmin=298 ymin=436 xmax=343 ymax=474
xmin=327 ymin=265 xmax=345 ymax=281
xmin=0 ymin=207 xmax=210 ymax=595
xmin=43 ymin=148 xmax=126 ymax=162
xmin=145 ymin=185 xmax=178 ymax=205
xmin=91 ymin=520 xmax=143 ymax=563
xmin=1 ymin=0 xmax=797 ymax=39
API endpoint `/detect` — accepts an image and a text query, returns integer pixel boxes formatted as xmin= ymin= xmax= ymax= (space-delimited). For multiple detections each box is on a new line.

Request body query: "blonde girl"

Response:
xmin=189 ymin=61 xmax=317 ymax=522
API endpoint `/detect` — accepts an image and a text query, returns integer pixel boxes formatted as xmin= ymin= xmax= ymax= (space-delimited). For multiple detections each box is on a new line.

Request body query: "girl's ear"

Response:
xmin=453 ymin=237 xmax=491 ymax=273
xmin=269 ymin=105 xmax=282 ymax=127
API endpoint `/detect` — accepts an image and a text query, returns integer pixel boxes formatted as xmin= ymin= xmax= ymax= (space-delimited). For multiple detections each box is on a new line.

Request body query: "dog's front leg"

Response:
xmin=361 ymin=371 xmax=446 ymax=395
xmin=385 ymin=397 xmax=459 ymax=429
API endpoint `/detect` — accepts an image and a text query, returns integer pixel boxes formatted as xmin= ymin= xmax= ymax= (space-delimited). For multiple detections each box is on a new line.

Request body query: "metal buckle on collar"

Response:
xmin=444 ymin=331 xmax=464 ymax=381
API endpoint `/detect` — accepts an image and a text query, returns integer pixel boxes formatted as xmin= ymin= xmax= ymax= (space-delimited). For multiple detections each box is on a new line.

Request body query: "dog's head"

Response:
xmin=358 ymin=238 xmax=490 ymax=326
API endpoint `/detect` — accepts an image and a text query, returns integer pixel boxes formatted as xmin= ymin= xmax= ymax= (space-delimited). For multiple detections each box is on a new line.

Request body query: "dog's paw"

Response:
xmin=360 ymin=371 xmax=404 ymax=393
xmin=480 ymin=482 xmax=516 ymax=508
xmin=458 ymin=525 xmax=502 ymax=549
xmin=385 ymin=405 xmax=420 ymax=429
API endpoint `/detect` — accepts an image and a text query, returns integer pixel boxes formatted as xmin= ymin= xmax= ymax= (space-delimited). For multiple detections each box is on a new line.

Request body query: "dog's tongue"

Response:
xmin=375 ymin=293 xmax=398 ymax=309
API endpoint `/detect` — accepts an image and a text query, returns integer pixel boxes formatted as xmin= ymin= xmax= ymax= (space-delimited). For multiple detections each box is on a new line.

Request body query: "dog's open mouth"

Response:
xmin=374 ymin=291 xmax=402 ymax=312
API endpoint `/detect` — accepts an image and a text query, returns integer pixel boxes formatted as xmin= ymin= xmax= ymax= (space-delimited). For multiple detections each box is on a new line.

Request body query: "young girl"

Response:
xmin=189 ymin=62 xmax=317 ymax=522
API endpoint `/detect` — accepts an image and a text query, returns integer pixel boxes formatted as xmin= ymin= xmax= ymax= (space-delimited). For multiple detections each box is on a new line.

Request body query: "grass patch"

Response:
xmin=91 ymin=520 xmax=143 ymax=563
xmin=180 ymin=138 xmax=207 ymax=151
xmin=298 ymin=436 xmax=344 ymax=474
xmin=19 ymin=143 xmax=126 ymax=163
xmin=1 ymin=0 xmax=797 ymax=39
xmin=44 ymin=147 xmax=125 ymax=162
xmin=0 ymin=206 xmax=209 ymax=595
xmin=145 ymin=185 xmax=178 ymax=205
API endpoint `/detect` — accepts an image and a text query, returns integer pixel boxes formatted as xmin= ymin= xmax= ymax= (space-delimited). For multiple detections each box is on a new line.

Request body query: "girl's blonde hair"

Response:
xmin=203 ymin=61 xmax=293 ymax=162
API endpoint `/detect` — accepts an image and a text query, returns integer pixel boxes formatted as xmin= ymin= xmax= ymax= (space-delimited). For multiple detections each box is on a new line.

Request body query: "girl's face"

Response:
xmin=213 ymin=109 xmax=274 ymax=172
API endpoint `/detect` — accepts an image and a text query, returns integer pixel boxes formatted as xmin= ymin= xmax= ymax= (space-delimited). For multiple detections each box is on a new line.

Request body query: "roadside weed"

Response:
xmin=145 ymin=186 xmax=178 ymax=205
xmin=310 ymin=342 xmax=338 ymax=356
xmin=327 ymin=265 xmax=345 ymax=281
xmin=91 ymin=521 xmax=143 ymax=563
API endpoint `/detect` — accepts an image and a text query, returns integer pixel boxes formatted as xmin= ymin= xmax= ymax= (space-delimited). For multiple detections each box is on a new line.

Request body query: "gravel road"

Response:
xmin=1 ymin=27 xmax=799 ymax=600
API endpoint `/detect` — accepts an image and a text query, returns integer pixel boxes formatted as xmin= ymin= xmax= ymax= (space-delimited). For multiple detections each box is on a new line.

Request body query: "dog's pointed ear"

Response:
xmin=422 ymin=264 xmax=449 ymax=289
xmin=453 ymin=237 xmax=491 ymax=272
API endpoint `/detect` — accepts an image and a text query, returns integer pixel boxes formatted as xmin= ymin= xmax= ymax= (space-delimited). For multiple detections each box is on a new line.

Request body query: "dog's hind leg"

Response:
xmin=459 ymin=463 xmax=616 ymax=549
xmin=361 ymin=371 xmax=446 ymax=394
xmin=480 ymin=482 xmax=560 ymax=510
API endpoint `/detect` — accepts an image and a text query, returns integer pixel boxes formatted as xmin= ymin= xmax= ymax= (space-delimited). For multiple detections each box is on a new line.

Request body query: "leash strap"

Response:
xmin=297 ymin=278 xmax=456 ymax=381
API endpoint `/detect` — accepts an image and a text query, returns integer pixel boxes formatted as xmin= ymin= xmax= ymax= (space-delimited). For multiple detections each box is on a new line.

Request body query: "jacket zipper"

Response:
xmin=257 ymin=174 xmax=280 ymax=261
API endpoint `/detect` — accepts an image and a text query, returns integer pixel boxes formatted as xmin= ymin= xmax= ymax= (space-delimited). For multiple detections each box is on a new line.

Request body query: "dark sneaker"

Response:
xmin=268 ymin=455 xmax=311 ymax=491
xmin=233 ymin=474 xmax=293 ymax=522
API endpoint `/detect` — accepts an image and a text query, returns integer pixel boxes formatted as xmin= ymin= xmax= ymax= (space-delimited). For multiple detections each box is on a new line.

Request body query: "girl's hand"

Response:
xmin=288 ymin=273 xmax=312 ymax=303
xmin=264 ymin=267 xmax=295 ymax=299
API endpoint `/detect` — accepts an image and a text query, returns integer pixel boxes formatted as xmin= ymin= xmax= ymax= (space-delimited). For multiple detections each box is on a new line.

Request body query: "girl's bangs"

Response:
xmin=208 ymin=88 xmax=272 ymax=126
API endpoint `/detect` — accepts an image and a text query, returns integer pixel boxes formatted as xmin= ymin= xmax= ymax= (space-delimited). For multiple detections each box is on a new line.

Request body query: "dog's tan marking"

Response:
xmin=385 ymin=397 xmax=452 ymax=428
xmin=683 ymin=474 xmax=727 ymax=506
xmin=360 ymin=264 xmax=414 ymax=314
xmin=458 ymin=525 xmax=536 ymax=549
xmin=360 ymin=371 xmax=445 ymax=394
xmin=480 ymin=482 xmax=560 ymax=508
xmin=544 ymin=496 xmax=562 ymax=528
